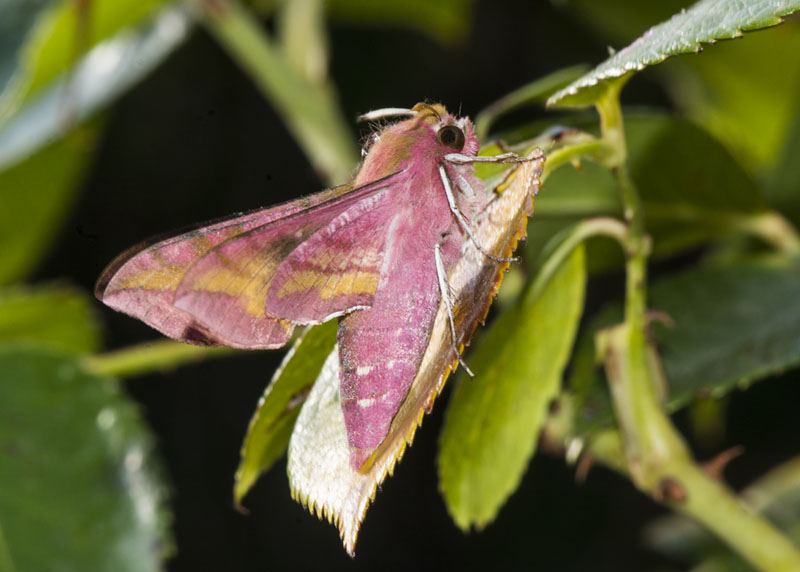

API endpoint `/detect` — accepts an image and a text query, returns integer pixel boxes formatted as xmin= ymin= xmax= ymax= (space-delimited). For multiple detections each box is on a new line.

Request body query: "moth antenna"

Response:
xmin=443 ymin=151 xmax=536 ymax=165
xmin=438 ymin=164 xmax=517 ymax=264
xmin=357 ymin=107 xmax=417 ymax=123
xmin=435 ymin=244 xmax=474 ymax=378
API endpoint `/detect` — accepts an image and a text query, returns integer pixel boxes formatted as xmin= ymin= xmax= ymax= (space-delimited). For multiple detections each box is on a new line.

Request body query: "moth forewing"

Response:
xmin=287 ymin=150 xmax=544 ymax=555
xmin=95 ymin=174 xmax=401 ymax=348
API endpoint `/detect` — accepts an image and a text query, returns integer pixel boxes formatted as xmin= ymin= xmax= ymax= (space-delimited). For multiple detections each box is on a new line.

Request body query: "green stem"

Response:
xmin=530 ymin=216 xmax=628 ymax=301
xmin=602 ymin=323 xmax=800 ymax=572
xmin=596 ymin=83 xmax=641 ymax=229
xmin=679 ymin=466 xmax=800 ymax=572
xmin=595 ymin=86 xmax=800 ymax=572
xmin=277 ymin=0 xmax=328 ymax=85
xmin=197 ymin=0 xmax=357 ymax=185
xmin=541 ymin=138 xmax=613 ymax=182
xmin=738 ymin=211 xmax=800 ymax=255
xmin=598 ymin=92 xmax=649 ymax=330
xmin=582 ymin=428 xmax=628 ymax=475
xmin=82 ymin=340 xmax=238 ymax=378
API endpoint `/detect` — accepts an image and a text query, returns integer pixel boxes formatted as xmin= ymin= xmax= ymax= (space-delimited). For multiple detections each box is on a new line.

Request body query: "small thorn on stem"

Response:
xmin=655 ymin=477 xmax=688 ymax=503
xmin=703 ymin=445 xmax=745 ymax=481
xmin=575 ymin=455 xmax=595 ymax=483
xmin=647 ymin=309 xmax=676 ymax=329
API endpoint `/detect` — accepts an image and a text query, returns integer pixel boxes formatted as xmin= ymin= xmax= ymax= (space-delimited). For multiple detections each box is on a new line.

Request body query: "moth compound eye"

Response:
xmin=437 ymin=124 xmax=465 ymax=150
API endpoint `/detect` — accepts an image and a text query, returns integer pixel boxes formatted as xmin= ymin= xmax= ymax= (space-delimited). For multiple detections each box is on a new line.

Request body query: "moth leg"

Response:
xmin=443 ymin=149 xmax=543 ymax=165
xmin=448 ymin=166 xmax=478 ymax=200
xmin=438 ymin=164 xmax=516 ymax=263
xmin=435 ymin=243 xmax=474 ymax=378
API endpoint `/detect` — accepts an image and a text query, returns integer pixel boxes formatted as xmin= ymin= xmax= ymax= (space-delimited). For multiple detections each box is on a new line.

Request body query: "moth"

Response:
xmin=96 ymin=102 xmax=537 ymax=472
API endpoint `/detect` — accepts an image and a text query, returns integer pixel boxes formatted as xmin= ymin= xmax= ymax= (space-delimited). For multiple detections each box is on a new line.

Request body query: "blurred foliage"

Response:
xmin=0 ymin=0 xmax=167 ymax=124
xmin=326 ymin=0 xmax=472 ymax=44
xmin=1 ymin=0 xmax=800 ymax=570
xmin=0 ymin=122 xmax=100 ymax=284
xmin=0 ymin=283 xmax=100 ymax=353
xmin=0 ymin=347 xmax=170 ymax=572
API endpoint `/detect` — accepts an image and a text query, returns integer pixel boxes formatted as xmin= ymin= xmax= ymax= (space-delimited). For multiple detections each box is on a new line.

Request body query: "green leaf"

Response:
xmin=627 ymin=111 xmax=767 ymax=255
xmin=548 ymin=0 xmax=800 ymax=107
xmin=0 ymin=0 xmax=54 ymax=95
xmin=563 ymin=0 xmax=800 ymax=172
xmin=0 ymin=0 xmax=169 ymax=125
xmin=665 ymin=21 xmax=800 ymax=172
xmin=439 ymin=244 xmax=586 ymax=530
xmin=234 ymin=320 xmax=338 ymax=505
xmin=765 ymin=105 xmax=800 ymax=222
xmin=0 ymin=122 xmax=98 ymax=285
xmin=654 ymin=256 xmax=800 ymax=402
xmin=0 ymin=347 xmax=171 ymax=572
xmin=0 ymin=283 xmax=99 ymax=354
xmin=327 ymin=0 xmax=472 ymax=44
xmin=573 ymin=256 xmax=800 ymax=435
xmin=0 ymin=6 xmax=190 ymax=171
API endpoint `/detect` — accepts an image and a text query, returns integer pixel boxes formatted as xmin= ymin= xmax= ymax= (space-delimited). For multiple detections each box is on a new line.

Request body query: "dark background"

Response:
xmin=32 ymin=1 xmax=800 ymax=570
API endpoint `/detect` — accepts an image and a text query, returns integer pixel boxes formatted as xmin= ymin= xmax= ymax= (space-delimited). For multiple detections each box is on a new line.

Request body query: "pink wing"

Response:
xmin=173 ymin=189 xmax=398 ymax=347
xmin=263 ymin=190 xmax=396 ymax=321
xmin=97 ymin=173 xmax=401 ymax=348
xmin=334 ymin=176 xmax=464 ymax=468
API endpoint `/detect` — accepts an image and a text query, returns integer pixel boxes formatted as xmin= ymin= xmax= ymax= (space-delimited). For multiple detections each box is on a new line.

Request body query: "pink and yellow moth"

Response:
xmin=96 ymin=103 xmax=543 ymax=541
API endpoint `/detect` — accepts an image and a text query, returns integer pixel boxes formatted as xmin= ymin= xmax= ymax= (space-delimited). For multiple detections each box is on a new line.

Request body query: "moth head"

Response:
xmin=354 ymin=103 xmax=480 ymax=183
xmin=358 ymin=103 xmax=478 ymax=156
xmin=436 ymin=116 xmax=478 ymax=156
xmin=408 ymin=103 xmax=478 ymax=156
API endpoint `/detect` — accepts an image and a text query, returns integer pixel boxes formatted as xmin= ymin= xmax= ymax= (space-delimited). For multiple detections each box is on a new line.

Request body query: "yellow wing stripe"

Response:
xmin=275 ymin=271 xmax=379 ymax=300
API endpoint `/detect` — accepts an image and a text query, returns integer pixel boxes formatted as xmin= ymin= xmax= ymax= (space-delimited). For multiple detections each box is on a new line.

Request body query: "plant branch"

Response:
xmin=540 ymin=138 xmax=612 ymax=182
xmin=82 ymin=340 xmax=238 ymax=378
xmin=601 ymin=323 xmax=800 ymax=572
xmin=531 ymin=216 xmax=629 ymax=300
xmin=738 ymin=211 xmax=800 ymax=255
xmin=594 ymin=85 xmax=800 ymax=572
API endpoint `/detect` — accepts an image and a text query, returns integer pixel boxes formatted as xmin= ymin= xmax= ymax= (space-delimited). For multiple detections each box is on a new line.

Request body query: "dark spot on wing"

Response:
xmin=182 ymin=323 xmax=222 ymax=346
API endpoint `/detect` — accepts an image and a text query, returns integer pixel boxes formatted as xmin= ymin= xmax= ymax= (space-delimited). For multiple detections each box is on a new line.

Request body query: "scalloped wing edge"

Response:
xmin=286 ymin=151 xmax=544 ymax=555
